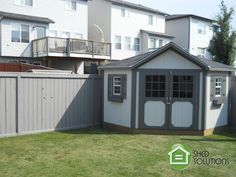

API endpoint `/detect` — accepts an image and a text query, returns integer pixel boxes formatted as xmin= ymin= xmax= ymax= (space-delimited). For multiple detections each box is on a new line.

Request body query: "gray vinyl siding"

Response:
xmin=0 ymin=73 xmax=102 ymax=137
xmin=165 ymin=18 xmax=190 ymax=51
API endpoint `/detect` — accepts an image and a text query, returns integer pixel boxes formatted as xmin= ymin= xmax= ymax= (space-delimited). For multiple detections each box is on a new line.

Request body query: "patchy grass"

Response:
xmin=0 ymin=129 xmax=235 ymax=177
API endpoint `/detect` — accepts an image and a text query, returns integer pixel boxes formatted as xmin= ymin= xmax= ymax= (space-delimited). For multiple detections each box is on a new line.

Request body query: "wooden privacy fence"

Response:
xmin=231 ymin=76 xmax=236 ymax=129
xmin=0 ymin=73 xmax=102 ymax=137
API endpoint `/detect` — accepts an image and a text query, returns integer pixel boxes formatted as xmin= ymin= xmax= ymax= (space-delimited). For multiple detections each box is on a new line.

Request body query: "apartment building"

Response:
xmin=0 ymin=0 xmax=111 ymax=73
xmin=88 ymin=0 xmax=174 ymax=60
xmin=166 ymin=14 xmax=215 ymax=59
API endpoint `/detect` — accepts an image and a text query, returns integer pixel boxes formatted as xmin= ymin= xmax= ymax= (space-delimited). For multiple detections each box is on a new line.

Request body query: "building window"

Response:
xmin=124 ymin=37 xmax=131 ymax=50
xmin=11 ymin=24 xmax=21 ymax=43
xmin=150 ymin=38 xmax=156 ymax=49
xmin=149 ymin=15 xmax=153 ymax=25
xmin=121 ymin=9 xmax=126 ymax=17
xmin=114 ymin=35 xmax=121 ymax=50
xmin=133 ymin=38 xmax=140 ymax=51
xmin=159 ymin=39 xmax=164 ymax=47
xmin=108 ymin=75 xmax=127 ymax=102
xmin=15 ymin=0 xmax=33 ymax=6
xmin=21 ymin=25 xmax=30 ymax=43
xmin=215 ymin=78 xmax=222 ymax=97
xmin=197 ymin=23 xmax=206 ymax=35
xmin=35 ymin=26 xmax=46 ymax=39
xmin=65 ymin=0 xmax=77 ymax=11
xmin=62 ymin=31 xmax=70 ymax=38
xmin=49 ymin=30 xmax=57 ymax=37
xmin=75 ymin=33 xmax=83 ymax=39
xmin=210 ymin=76 xmax=226 ymax=101
xmin=113 ymin=76 xmax=122 ymax=96
xmin=11 ymin=23 xmax=29 ymax=43
xmin=197 ymin=47 xmax=206 ymax=58
xmin=145 ymin=75 xmax=166 ymax=98
xmin=173 ymin=75 xmax=193 ymax=98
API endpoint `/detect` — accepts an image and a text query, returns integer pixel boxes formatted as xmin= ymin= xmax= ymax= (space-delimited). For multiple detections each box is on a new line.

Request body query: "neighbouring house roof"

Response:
xmin=99 ymin=42 xmax=235 ymax=72
xmin=141 ymin=30 xmax=175 ymax=39
xmin=0 ymin=11 xmax=55 ymax=24
xmin=166 ymin=14 xmax=214 ymax=23
xmin=106 ymin=0 xmax=168 ymax=15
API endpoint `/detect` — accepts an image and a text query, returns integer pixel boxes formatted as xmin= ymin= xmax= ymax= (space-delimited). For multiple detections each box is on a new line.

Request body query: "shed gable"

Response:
xmin=139 ymin=49 xmax=201 ymax=70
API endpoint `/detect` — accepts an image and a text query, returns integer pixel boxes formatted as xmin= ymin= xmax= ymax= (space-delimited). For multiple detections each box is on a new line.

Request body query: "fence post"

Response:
xmin=91 ymin=76 xmax=95 ymax=127
xmin=16 ymin=74 xmax=21 ymax=134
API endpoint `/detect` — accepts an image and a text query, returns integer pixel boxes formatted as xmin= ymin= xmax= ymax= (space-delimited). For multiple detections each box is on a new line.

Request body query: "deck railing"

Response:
xmin=32 ymin=37 xmax=111 ymax=58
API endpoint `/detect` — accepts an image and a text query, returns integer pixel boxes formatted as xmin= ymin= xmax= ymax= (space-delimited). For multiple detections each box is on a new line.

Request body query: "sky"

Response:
xmin=127 ymin=0 xmax=236 ymax=29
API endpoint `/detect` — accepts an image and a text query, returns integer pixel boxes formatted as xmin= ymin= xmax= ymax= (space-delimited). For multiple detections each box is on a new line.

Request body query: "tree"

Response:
xmin=208 ymin=0 xmax=236 ymax=66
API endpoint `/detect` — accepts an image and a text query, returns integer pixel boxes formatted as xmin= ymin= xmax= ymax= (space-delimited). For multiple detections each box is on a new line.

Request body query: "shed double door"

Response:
xmin=139 ymin=70 xmax=198 ymax=130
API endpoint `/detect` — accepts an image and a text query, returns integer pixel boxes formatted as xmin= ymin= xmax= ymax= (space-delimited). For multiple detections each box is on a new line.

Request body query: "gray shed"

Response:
xmin=99 ymin=42 xmax=235 ymax=135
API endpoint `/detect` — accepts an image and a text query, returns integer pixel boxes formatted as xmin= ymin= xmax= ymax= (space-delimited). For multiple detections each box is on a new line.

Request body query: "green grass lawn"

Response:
xmin=0 ymin=129 xmax=235 ymax=177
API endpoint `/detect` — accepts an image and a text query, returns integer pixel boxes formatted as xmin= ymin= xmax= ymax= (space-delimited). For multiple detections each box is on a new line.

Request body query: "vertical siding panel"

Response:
xmin=0 ymin=78 xmax=5 ymax=134
xmin=10 ymin=78 xmax=16 ymax=134
xmin=1 ymin=79 xmax=6 ymax=134
xmin=0 ymin=74 xmax=102 ymax=136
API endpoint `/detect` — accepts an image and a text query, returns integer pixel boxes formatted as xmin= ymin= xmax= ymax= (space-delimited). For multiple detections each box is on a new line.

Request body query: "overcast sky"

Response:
xmin=127 ymin=0 xmax=236 ymax=29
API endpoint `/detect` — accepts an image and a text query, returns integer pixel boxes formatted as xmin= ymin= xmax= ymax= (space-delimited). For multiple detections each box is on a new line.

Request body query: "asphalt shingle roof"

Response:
xmin=106 ymin=0 xmax=168 ymax=15
xmin=166 ymin=14 xmax=214 ymax=22
xmin=99 ymin=42 xmax=235 ymax=72
xmin=0 ymin=11 xmax=54 ymax=24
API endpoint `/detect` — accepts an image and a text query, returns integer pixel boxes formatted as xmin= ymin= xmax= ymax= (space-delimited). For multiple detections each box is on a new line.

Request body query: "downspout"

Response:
xmin=0 ymin=16 xmax=3 ymax=57
xmin=188 ymin=17 xmax=191 ymax=53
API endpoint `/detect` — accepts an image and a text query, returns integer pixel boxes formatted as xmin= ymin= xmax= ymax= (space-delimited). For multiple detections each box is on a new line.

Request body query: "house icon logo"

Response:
xmin=168 ymin=144 xmax=192 ymax=170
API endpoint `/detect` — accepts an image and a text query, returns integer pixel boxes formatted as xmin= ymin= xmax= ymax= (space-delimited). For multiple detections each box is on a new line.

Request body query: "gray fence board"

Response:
xmin=0 ymin=73 xmax=102 ymax=137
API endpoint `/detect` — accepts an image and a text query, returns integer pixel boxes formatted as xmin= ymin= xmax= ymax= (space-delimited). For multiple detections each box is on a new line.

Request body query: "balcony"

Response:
xmin=32 ymin=37 xmax=111 ymax=60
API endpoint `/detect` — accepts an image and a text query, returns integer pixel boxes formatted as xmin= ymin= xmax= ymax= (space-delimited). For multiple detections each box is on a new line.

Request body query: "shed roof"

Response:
xmin=141 ymin=30 xmax=175 ymax=39
xmin=106 ymin=0 xmax=168 ymax=15
xmin=166 ymin=14 xmax=214 ymax=23
xmin=99 ymin=42 xmax=235 ymax=72
xmin=0 ymin=11 xmax=54 ymax=24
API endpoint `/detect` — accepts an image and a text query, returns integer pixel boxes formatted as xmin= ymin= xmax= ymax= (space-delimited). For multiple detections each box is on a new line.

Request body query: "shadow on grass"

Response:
xmin=57 ymin=127 xmax=134 ymax=136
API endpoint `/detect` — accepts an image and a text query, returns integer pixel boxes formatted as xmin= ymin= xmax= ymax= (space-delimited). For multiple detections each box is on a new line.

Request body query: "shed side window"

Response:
xmin=145 ymin=75 xmax=166 ymax=98
xmin=108 ymin=74 xmax=127 ymax=102
xmin=113 ymin=76 xmax=121 ymax=96
xmin=215 ymin=78 xmax=222 ymax=97
xmin=173 ymin=75 xmax=193 ymax=98
xmin=210 ymin=76 xmax=226 ymax=100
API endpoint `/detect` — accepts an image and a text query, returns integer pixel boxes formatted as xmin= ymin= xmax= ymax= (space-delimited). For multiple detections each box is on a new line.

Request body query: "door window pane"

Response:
xmin=11 ymin=24 xmax=21 ymax=42
xmin=21 ymin=24 xmax=30 ymax=43
xmin=50 ymin=30 xmax=57 ymax=37
xmin=36 ymin=27 xmax=46 ymax=39
xmin=145 ymin=75 xmax=166 ymax=98
xmin=62 ymin=32 xmax=70 ymax=38
xmin=173 ymin=75 xmax=193 ymax=98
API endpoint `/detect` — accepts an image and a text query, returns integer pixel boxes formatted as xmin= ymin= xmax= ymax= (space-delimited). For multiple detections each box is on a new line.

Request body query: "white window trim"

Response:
xmin=149 ymin=15 xmax=154 ymax=25
xmin=11 ymin=23 xmax=30 ymax=44
xmin=124 ymin=36 xmax=131 ymax=51
xmin=133 ymin=37 xmax=140 ymax=51
xmin=113 ymin=76 xmax=122 ymax=96
xmin=15 ymin=0 xmax=33 ymax=7
xmin=65 ymin=0 xmax=77 ymax=11
xmin=114 ymin=35 xmax=122 ymax=50
xmin=34 ymin=26 xmax=46 ymax=39
xmin=215 ymin=77 xmax=222 ymax=97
